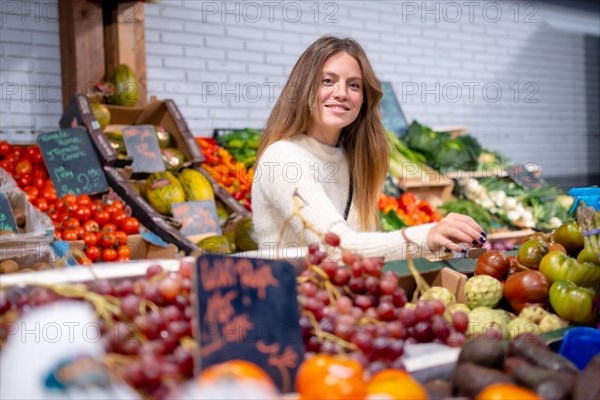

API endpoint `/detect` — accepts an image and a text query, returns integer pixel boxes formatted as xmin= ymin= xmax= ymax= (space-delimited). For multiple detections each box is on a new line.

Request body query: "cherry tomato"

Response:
xmin=0 ymin=160 xmax=15 ymax=173
xmin=111 ymin=210 xmax=127 ymax=227
xmin=98 ymin=232 xmax=117 ymax=248
xmin=23 ymin=186 xmax=39 ymax=201
xmin=41 ymin=187 xmax=58 ymax=204
xmin=11 ymin=147 xmax=24 ymax=159
xmin=94 ymin=210 xmax=110 ymax=226
xmin=32 ymin=174 xmax=47 ymax=189
xmin=82 ymin=220 xmax=100 ymax=233
xmin=117 ymin=245 xmax=131 ymax=261
xmin=75 ymin=226 xmax=85 ymax=239
xmin=82 ymin=232 xmax=98 ymax=247
xmin=74 ymin=206 xmax=91 ymax=222
xmin=17 ymin=173 xmax=32 ymax=187
xmin=63 ymin=194 xmax=77 ymax=207
xmin=101 ymin=223 xmax=118 ymax=233
xmin=114 ymin=231 xmax=128 ymax=246
xmin=47 ymin=208 xmax=62 ymax=222
xmin=0 ymin=141 xmax=11 ymax=157
xmin=91 ymin=200 xmax=105 ymax=212
xmin=121 ymin=217 xmax=140 ymax=235
xmin=62 ymin=229 xmax=79 ymax=241
xmin=62 ymin=217 xmax=80 ymax=230
xmin=27 ymin=147 xmax=43 ymax=165
xmin=76 ymin=194 xmax=92 ymax=207
xmin=85 ymin=246 xmax=100 ymax=262
xmin=32 ymin=198 xmax=48 ymax=212
xmin=101 ymin=248 xmax=118 ymax=262
xmin=14 ymin=158 xmax=32 ymax=175
xmin=54 ymin=229 xmax=62 ymax=240
xmin=112 ymin=201 xmax=125 ymax=211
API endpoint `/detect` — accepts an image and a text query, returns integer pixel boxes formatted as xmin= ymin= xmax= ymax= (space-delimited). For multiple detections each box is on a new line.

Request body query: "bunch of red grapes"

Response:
xmin=0 ymin=261 xmax=195 ymax=400
xmin=298 ymin=232 xmax=469 ymax=375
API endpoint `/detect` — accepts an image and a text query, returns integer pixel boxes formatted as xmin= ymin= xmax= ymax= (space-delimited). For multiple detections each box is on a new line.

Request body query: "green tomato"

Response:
xmin=549 ymin=280 xmax=595 ymax=324
xmin=539 ymin=251 xmax=600 ymax=288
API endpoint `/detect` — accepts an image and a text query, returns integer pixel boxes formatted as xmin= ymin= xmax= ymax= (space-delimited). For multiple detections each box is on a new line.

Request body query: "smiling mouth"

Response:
xmin=324 ymin=104 xmax=350 ymax=111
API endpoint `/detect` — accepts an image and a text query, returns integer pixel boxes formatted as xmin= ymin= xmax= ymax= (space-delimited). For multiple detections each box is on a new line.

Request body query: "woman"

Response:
xmin=251 ymin=36 xmax=485 ymax=261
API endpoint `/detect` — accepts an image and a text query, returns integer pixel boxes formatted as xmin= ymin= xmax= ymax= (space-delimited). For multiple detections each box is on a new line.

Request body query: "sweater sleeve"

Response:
xmin=253 ymin=142 xmax=436 ymax=261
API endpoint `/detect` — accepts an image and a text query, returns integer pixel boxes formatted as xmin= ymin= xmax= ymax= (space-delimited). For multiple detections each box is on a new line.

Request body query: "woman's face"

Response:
xmin=308 ymin=52 xmax=363 ymax=146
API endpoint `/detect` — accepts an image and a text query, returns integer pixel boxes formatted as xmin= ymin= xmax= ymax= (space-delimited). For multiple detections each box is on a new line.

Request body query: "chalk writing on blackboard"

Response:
xmin=122 ymin=125 xmax=165 ymax=174
xmin=172 ymin=200 xmax=221 ymax=241
xmin=37 ymin=128 xmax=109 ymax=197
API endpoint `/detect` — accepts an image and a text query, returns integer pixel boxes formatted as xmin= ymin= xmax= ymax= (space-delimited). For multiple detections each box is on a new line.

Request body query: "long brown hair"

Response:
xmin=256 ymin=36 xmax=389 ymax=231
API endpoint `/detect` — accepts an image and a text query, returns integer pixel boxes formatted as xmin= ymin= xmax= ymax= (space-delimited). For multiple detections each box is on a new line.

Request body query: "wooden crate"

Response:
xmin=395 ymin=165 xmax=455 ymax=208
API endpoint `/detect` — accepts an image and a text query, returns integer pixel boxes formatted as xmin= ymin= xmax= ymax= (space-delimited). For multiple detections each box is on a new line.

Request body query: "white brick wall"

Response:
xmin=0 ymin=0 xmax=62 ymax=143
xmin=1 ymin=0 xmax=598 ymax=177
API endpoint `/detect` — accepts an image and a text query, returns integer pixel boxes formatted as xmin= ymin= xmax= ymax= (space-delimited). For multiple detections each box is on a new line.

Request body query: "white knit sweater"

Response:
xmin=251 ymin=134 xmax=435 ymax=261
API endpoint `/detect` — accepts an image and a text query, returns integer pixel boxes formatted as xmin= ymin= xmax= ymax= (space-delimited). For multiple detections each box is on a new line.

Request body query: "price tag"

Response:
xmin=121 ymin=125 xmax=165 ymax=174
xmin=193 ymin=255 xmax=303 ymax=393
xmin=0 ymin=193 xmax=18 ymax=233
xmin=37 ymin=128 xmax=109 ymax=197
xmin=172 ymin=200 xmax=221 ymax=242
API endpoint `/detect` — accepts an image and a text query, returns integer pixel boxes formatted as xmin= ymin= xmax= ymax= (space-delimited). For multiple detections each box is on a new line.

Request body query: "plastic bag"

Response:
xmin=0 ymin=168 xmax=56 ymax=269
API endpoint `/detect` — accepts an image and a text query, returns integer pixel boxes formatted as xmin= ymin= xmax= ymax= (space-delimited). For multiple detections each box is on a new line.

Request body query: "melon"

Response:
xmin=107 ymin=64 xmax=139 ymax=107
xmin=178 ymin=168 xmax=214 ymax=201
xmin=145 ymin=171 xmax=185 ymax=215
xmin=161 ymin=148 xmax=185 ymax=173
xmin=90 ymin=103 xmax=110 ymax=129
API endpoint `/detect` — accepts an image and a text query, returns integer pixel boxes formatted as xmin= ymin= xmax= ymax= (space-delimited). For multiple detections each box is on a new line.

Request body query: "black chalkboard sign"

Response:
xmin=121 ymin=125 xmax=165 ymax=174
xmin=37 ymin=128 xmax=109 ymax=198
xmin=381 ymin=81 xmax=409 ymax=138
xmin=172 ymin=200 xmax=221 ymax=241
xmin=506 ymin=164 xmax=542 ymax=189
xmin=193 ymin=255 xmax=303 ymax=393
xmin=0 ymin=193 xmax=18 ymax=233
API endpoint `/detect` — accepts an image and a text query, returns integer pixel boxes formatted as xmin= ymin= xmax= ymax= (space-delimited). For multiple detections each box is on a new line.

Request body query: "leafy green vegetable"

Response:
xmin=406 ymin=121 xmax=449 ymax=156
xmin=439 ymin=199 xmax=510 ymax=232
xmin=432 ymin=135 xmax=482 ymax=172
xmin=379 ymin=211 xmax=407 ymax=232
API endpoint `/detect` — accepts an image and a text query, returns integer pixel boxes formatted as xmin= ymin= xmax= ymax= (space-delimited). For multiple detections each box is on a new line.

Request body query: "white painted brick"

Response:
xmin=1 ymin=29 xmax=33 ymax=44
xmin=245 ymin=39 xmax=282 ymax=53
xmin=146 ymin=15 xmax=183 ymax=31
xmin=183 ymin=21 xmax=225 ymax=35
xmin=145 ymin=30 xmax=160 ymax=42
xmin=226 ymin=25 xmax=263 ymax=39
xmin=186 ymin=70 xmax=227 ymax=82
xmin=161 ymin=32 xmax=206 ymax=46
xmin=206 ymin=60 xmax=246 ymax=73
xmin=147 ymin=69 xmax=186 ymax=80
xmin=1 ymin=18 xmax=57 ymax=33
xmin=164 ymin=56 xmax=206 ymax=69
xmin=227 ymin=50 xmax=264 ymax=63
xmin=159 ymin=6 xmax=203 ymax=21
xmin=147 ymin=42 xmax=184 ymax=56
xmin=265 ymin=53 xmax=299 ymax=66
xmin=247 ymin=63 xmax=283 ymax=75
xmin=205 ymin=35 xmax=243 ymax=49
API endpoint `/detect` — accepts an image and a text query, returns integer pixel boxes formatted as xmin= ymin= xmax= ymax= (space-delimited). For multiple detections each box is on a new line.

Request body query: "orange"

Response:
xmin=198 ymin=359 xmax=275 ymax=388
xmin=366 ymin=369 xmax=428 ymax=400
xmin=476 ymin=383 xmax=541 ymax=400
xmin=296 ymin=354 xmax=367 ymax=400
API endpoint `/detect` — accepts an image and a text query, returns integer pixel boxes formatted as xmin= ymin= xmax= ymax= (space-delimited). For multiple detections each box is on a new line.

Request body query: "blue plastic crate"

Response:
xmin=558 ymin=327 xmax=600 ymax=370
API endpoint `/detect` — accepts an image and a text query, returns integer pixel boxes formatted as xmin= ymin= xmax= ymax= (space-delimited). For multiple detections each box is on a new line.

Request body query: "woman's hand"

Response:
xmin=426 ymin=213 xmax=485 ymax=253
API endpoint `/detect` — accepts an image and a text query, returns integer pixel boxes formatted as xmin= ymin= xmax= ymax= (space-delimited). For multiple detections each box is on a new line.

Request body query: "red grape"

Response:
xmin=321 ymin=260 xmax=338 ymax=280
xmin=414 ymin=301 xmax=434 ymax=322
xmin=335 ymin=296 xmax=353 ymax=314
xmin=300 ymin=282 xmax=318 ymax=297
xmin=376 ymin=301 xmax=395 ymax=321
xmin=365 ymin=276 xmax=380 ymax=295
xmin=348 ymin=277 xmax=366 ymax=294
xmin=120 ymin=294 xmax=141 ymax=319
xmin=341 ymin=250 xmax=358 ymax=266
xmin=351 ymin=331 xmax=374 ymax=354
xmin=452 ymin=311 xmax=469 ymax=333
xmin=157 ymin=273 xmax=182 ymax=301
xmin=430 ymin=299 xmax=446 ymax=316
xmin=380 ymin=278 xmax=398 ymax=295
xmin=413 ymin=321 xmax=433 ymax=343
xmin=392 ymin=288 xmax=408 ymax=308
xmin=431 ymin=315 xmax=451 ymax=341
xmin=333 ymin=268 xmax=351 ymax=285
xmin=325 ymin=232 xmax=341 ymax=246
xmin=146 ymin=264 xmax=164 ymax=279
xmin=354 ymin=295 xmax=372 ymax=311
xmin=398 ymin=307 xmax=416 ymax=328
xmin=388 ymin=321 xmax=406 ymax=340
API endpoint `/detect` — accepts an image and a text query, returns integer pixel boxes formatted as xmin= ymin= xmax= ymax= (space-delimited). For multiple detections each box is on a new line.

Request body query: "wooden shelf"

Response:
xmin=58 ymin=0 xmax=147 ymax=110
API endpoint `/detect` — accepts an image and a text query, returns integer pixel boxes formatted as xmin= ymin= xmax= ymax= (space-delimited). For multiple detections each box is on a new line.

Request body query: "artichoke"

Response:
xmin=468 ymin=306 xmax=510 ymax=339
xmin=464 ymin=275 xmax=503 ymax=309
xmin=420 ymin=286 xmax=457 ymax=308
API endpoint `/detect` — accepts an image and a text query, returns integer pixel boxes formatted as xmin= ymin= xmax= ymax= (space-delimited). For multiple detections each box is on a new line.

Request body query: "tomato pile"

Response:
xmin=1 ymin=142 xmax=140 ymax=264
xmin=378 ymin=192 xmax=441 ymax=226
xmin=195 ymin=138 xmax=253 ymax=211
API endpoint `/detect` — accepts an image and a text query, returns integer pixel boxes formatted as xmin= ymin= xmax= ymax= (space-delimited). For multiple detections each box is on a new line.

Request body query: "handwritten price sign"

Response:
xmin=0 ymin=193 xmax=18 ymax=233
xmin=172 ymin=200 xmax=221 ymax=242
xmin=37 ymin=128 xmax=109 ymax=197
xmin=193 ymin=255 xmax=303 ymax=393
xmin=122 ymin=125 xmax=165 ymax=174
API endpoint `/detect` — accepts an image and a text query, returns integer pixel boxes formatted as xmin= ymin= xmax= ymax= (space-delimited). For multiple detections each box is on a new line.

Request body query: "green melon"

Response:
xmin=197 ymin=235 xmax=233 ymax=254
xmin=234 ymin=217 xmax=258 ymax=252
xmin=145 ymin=171 xmax=185 ymax=215
xmin=107 ymin=64 xmax=139 ymax=107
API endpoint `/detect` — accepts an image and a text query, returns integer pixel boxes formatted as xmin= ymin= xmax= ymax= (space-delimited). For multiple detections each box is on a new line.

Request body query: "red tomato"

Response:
xmin=32 ymin=174 xmax=47 ymax=189
xmin=98 ymin=232 xmax=117 ymax=248
xmin=101 ymin=223 xmax=118 ymax=233
xmin=94 ymin=210 xmax=110 ymax=226
xmin=91 ymin=200 xmax=105 ymax=212
xmin=75 ymin=226 xmax=85 ymax=239
xmin=0 ymin=160 xmax=15 ymax=173
xmin=23 ymin=186 xmax=39 ymax=201
xmin=62 ymin=229 xmax=78 ymax=241
xmin=82 ymin=232 xmax=98 ymax=247
xmin=76 ymin=194 xmax=92 ymax=207
xmin=54 ymin=229 xmax=62 ymax=240
xmin=28 ymin=147 xmax=44 ymax=165
xmin=41 ymin=187 xmax=58 ymax=204
xmin=114 ymin=231 xmax=128 ymax=246
xmin=111 ymin=210 xmax=127 ymax=227
xmin=32 ymin=198 xmax=48 ymax=212
xmin=15 ymin=158 xmax=33 ymax=175
xmin=62 ymin=217 xmax=80 ymax=230
xmin=17 ymin=173 xmax=32 ymax=188
xmin=47 ymin=208 xmax=62 ymax=222
xmin=0 ymin=141 xmax=11 ymax=157
xmin=101 ymin=248 xmax=118 ymax=262
xmin=82 ymin=220 xmax=100 ymax=233
xmin=63 ymin=194 xmax=77 ymax=207
xmin=74 ymin=206 xmax=91 ymax=222
xmin=112 ymin=201 xmax=124 ymax=211
xmin=121 ymin=217 xmax=140 ymax=235
xmin=117 ymin=245 xmax=131 ymax=261
xmin=85 ymin=246 xmax=100 ymax=262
